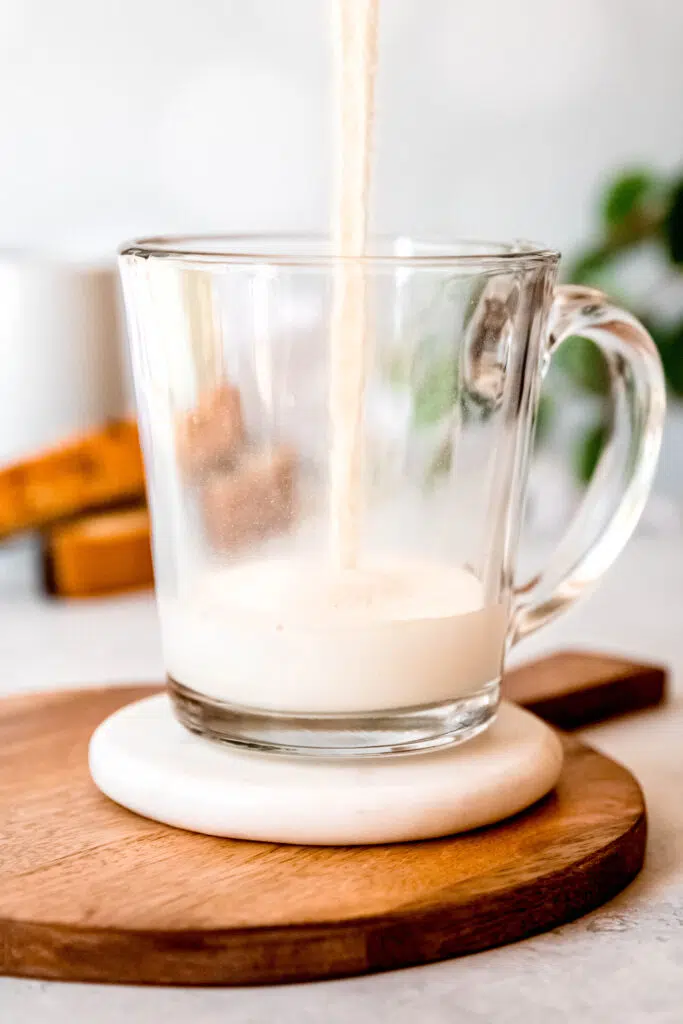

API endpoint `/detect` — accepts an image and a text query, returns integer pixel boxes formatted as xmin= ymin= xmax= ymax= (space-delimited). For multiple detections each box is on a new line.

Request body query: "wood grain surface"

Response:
xmin=504 ymin=651 xmax=667 ymax=729
xmin=0 ymin=677 xmax=646 ymax=986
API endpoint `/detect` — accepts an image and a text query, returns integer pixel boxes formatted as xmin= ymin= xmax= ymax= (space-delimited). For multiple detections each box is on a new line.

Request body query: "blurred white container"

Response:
xmin=0 ymin=252 xmax=126 ymax=464
xmin=0 ymin=253 xmax=127 ymax=593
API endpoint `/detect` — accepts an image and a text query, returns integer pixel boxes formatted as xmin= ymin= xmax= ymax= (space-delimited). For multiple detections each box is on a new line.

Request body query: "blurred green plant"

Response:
xmin=559 ymin=166 xmax=683 ymax=480
xmin=392 ymin=172 xmax=681 ymax=488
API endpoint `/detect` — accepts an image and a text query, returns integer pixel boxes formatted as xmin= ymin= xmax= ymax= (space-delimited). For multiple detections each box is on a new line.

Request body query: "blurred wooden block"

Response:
xmin=177 ymin=385 xmax=244 ymax=477
xmin=201 ymin=445 xmax=297 ymax=551
xmin=0 ymin=420 xmax=145 ymax=539
xmin=44 ymin=506 xmax=153 ymax=598
xmin=503 ymin=651 xmax=667 ymax=730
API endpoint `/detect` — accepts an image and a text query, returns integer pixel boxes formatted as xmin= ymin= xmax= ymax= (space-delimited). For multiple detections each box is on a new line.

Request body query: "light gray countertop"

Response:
xmin=1 ymin=537 xmax=683 ymax=1023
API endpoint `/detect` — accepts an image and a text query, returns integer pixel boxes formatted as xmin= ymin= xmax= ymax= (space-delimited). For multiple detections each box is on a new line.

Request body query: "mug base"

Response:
xmin=168 ymin=678 xmax=500 ymax=758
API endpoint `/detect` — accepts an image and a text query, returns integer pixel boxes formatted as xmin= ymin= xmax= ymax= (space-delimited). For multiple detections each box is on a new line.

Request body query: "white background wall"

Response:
xmin=1 ymin=0 xmax=681 ymax=262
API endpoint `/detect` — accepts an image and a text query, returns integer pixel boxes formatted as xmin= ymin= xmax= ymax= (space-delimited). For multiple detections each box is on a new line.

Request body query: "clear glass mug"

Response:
xmin=119 ymin=236 xmax=665 ymax=757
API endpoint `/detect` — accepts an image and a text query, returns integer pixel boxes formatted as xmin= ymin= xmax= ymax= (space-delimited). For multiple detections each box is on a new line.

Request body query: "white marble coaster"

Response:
xmin=89 ymin=695 xmax=564 ymax=846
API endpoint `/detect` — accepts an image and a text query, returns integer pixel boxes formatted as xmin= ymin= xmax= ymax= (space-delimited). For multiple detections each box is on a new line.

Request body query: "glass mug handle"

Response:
xmin=510 ymin=284 xmax=667 ymax=644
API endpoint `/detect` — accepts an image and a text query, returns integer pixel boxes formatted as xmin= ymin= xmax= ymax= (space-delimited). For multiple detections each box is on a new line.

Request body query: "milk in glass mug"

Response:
xmin=119 ymin=236 xmax=665 ymax=756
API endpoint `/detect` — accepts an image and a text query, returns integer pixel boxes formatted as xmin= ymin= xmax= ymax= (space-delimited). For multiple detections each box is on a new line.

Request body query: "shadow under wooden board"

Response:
xmin=0 ymin=655 xmax=655 ymax=987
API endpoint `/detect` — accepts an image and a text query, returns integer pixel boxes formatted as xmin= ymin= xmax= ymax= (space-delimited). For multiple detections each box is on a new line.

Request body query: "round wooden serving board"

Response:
xmin=0 ymin=684 xmax=646 ymax=986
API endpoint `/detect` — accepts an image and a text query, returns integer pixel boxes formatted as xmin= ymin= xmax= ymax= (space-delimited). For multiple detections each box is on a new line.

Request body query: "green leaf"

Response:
xmin=569 ymin=245 xmax=613 ymax=285
xmin=602 ymin=171 xmax=655 ymax=229
xmin=663 ymin=177 xmax=683 ymax=264
xmin=383 ymin=351 xmax=410 ymax=388
xmin=533 ymin=393 xmax=553 ymax=446
xmin=656 ymin=319 xmax=683 ymax=396
xmin=425 ymin=439 xmax=453 ymax=487
xmin=555 ymin=335 xmax=609 ymax=395
xmin=575 ymin=420 xmax=609 ymax=484
xmin=413 ymin=358 xmax=458 ymax=427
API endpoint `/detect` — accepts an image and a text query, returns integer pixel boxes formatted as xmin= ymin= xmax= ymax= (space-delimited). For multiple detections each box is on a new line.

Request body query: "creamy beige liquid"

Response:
xmin=164 ymin=560 xmax=506 ymax=714
xmin=328 ymin=0 xmax=379 ymax=568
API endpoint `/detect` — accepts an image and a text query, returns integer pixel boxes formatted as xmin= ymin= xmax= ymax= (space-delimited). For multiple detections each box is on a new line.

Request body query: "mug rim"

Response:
xmin=118 ymin=233 xmax=561 ymax=269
